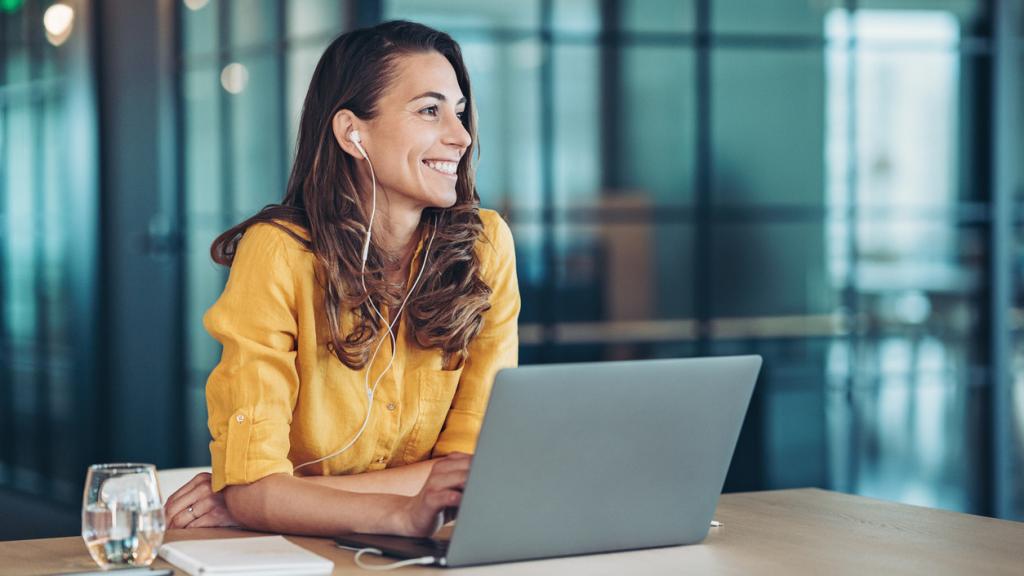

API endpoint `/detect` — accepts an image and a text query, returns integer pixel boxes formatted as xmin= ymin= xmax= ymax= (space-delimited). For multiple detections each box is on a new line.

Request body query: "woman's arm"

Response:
xmin=166 ymin=454 xmax=468 ymax=536
xmin=222 ymin=453 xmax=471 ymax=537
xmin=301 ymin=457 xmax=442 ymax=496
xmin=165 ymin=458 xmax=440 ymax=529
xmin=223 ymin=474 xmax=408 ymax=535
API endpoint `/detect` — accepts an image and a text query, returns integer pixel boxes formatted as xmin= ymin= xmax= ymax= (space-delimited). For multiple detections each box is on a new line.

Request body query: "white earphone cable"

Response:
xmin=295 ymin=133 xmax=436 ymax=472
xmin=350 ymin=547 xmax=437 ymax=570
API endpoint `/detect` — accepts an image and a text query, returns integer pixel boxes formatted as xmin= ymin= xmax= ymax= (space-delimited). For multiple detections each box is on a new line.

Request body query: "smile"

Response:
xmin=423 ymin=159 xmax=458 ymax=178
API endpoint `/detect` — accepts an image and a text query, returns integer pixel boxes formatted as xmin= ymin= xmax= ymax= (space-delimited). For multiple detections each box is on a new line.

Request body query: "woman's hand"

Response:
xmin=394 ymin=452 xmax=472 ymax=537
xmin=164 ymin=472 xmax=239 ymax=529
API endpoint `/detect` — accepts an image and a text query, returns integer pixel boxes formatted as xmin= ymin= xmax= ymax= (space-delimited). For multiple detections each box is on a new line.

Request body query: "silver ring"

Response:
xmin=187 ymin=505 xmax=197 ymax=519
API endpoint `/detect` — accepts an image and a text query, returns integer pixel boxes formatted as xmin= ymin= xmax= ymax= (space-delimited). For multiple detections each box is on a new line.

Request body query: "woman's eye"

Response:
xmin=420 ymin=105 xmax=465 ymax=122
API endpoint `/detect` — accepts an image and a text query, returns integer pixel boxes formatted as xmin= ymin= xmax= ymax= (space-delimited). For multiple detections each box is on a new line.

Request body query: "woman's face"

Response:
xmin=360 ymin=51 xmax=472 ymax=218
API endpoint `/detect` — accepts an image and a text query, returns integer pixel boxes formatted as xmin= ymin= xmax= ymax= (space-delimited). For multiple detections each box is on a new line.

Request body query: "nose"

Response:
xmin=443 ymin=109 xmax=472 ymax=152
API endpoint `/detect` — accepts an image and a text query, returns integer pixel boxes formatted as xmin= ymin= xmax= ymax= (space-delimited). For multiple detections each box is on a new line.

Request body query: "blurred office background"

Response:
xmin=2 ymin=0 xmax=1023 ymax=539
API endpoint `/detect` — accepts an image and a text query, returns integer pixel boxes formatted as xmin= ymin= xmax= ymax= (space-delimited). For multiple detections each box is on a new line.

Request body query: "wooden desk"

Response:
xmin=2 ymin=489 xmax=1022 ymax=575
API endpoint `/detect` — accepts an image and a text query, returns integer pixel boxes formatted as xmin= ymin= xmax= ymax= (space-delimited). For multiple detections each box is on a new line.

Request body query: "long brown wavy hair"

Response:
xmin=210 ymin=21 xmax=491 ymax=371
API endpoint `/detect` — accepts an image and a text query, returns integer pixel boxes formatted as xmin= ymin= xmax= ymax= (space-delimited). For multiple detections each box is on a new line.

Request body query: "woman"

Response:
xmin=163 ymin=20 xmax=519 ymax=538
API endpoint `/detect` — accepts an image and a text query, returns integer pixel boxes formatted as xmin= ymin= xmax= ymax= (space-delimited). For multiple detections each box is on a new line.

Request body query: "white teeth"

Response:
xmin=424 ymin=160 xmax=457 ymax=175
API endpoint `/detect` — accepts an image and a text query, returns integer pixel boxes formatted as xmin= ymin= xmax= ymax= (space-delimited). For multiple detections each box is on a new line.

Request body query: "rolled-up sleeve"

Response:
xmin=204 ymin=224 xmax=301 ymax=492
xmin=432 ymin=212 xmax=520 ymax=456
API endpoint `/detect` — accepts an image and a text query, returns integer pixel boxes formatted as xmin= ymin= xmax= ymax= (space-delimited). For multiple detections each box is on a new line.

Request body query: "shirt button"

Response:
xmin=386 ymin=402 xmax=396 ymax=411
xmin=235 ymin=414 xmax=246 ymax=424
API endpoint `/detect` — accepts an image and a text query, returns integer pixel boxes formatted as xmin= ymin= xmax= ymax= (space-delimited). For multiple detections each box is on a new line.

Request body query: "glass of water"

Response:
xmin=82 ymin=463 xmax=166 ymax=568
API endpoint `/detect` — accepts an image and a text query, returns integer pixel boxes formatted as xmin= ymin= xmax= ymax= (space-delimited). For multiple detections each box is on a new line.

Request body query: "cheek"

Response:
xmin=373 ymin=144 xmax=417 ymax=182
xmin=369 ymin=128 xmax=439 ymax=185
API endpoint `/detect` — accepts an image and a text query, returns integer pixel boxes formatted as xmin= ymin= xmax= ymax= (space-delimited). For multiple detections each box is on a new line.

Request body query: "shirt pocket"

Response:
xmin=403 ymin=368 xmax=461 ymax=462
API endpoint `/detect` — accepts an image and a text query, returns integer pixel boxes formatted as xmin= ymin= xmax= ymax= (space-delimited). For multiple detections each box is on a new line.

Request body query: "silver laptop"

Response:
xmin=335 ymin=355 xmax=762 ymax=567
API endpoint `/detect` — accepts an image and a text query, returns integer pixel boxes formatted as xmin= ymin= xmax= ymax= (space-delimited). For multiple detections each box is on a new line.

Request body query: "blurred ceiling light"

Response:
xmin=220 ymin=63 xmax=249 ymax=94
xmin=43 ymin=2 xmax=74 ymax=46
xmin=1 ymin=0 xmax=25 ymax=15
xmin=184 ymin=0 xmax=210 ymax=10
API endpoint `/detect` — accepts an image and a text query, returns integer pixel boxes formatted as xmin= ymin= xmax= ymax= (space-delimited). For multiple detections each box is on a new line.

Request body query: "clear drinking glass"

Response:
xmin=82 ymin=463 xmax=166 ymax=568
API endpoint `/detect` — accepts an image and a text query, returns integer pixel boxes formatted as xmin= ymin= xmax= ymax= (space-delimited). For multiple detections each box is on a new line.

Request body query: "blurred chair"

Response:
xmin=157 ymin=467 xmax=211 ymax=504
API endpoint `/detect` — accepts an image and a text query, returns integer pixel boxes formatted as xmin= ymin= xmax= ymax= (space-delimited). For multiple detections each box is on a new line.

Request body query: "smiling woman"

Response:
xmin=163 ymin=21 xmax=520 ymax=539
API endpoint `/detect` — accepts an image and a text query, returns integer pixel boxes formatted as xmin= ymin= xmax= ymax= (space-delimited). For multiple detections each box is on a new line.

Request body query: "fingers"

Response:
xmin=426 ymin=454 xmax=471 ymax=489
xmin=178 ymin=492 xmax=220 ymax=529
xmin=164 ymin=472 xmax=212 ymax=522
xmin=169 ymin=490 xmax=233 ymax=529
xmin=426 ymin=489 xmax=462 ymax=510
xmin=430 ymin=454 xmax=472 ymax=475
xmin=402 ymin=457 xmax=471 ymax=537
xmin=421 ymin=460 xmax=468 ymax=521
xmin=165 ymin=498 xmax=199 ymax=528
xmin=168 ymin=502 xmax=197 ymax=529
xmin=165 ymin=472 xmax=211 ymax=508
xmin=184 ymin=505 xmax=238 ymax=529
xmin=420 ymin=454 xmax=470 ymax=507
xmin=425 ymin=470 xmax=467 ymax=492
xmin=165 ymin=474 xmax=222 ymax=529
xmin=442 ymin=505 xmax=458 ymax=525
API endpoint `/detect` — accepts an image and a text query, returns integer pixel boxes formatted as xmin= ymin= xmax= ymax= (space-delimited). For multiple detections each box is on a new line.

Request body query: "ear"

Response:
xmin=331 ymin=109 xmax=366 ymax=160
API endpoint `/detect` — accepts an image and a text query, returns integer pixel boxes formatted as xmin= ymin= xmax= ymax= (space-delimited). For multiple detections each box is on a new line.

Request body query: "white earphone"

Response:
xmin=349 ymin=130 xmax=373 ymax=263
xmin=294 ymin=128 xmax=437 ymax=473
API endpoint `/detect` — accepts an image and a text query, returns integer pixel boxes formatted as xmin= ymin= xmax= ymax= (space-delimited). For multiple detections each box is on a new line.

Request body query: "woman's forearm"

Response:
xmin=300 ymin=458 xmax=442 ymax=496
xmin=223 ymin=473 xmax=410 ymax=536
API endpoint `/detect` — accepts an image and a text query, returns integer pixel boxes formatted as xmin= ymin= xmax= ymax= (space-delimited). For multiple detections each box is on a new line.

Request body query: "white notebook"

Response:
xmin=158 ymin=535 xmax=334 ymax=575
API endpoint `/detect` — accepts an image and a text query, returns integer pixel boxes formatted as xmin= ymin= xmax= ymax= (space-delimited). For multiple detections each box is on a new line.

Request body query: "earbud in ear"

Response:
xmin=349 ymin=130 xmax=368 ymax=160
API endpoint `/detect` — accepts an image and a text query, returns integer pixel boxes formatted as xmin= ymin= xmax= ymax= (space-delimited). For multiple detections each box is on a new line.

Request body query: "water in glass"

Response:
xmin=82 ymin=463 xmax=166 ymax=568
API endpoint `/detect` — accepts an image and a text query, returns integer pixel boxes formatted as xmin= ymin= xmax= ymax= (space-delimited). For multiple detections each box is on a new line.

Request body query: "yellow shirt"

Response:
xmin=205 ymin=209 xmax=520 ymax=492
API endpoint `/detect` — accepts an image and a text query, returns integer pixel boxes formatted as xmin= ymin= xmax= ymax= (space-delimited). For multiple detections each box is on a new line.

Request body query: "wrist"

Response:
xmin=368 ymin=493 xmax=414 ymax=536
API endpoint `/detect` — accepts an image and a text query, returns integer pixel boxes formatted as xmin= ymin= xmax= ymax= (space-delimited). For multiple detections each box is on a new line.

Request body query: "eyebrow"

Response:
xmin=409 ymin=91 xmax=467 ymax=106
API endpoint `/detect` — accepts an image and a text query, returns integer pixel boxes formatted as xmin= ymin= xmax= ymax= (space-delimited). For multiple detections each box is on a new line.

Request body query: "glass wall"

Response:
xmin=824 ymin=3 xmax=991 ymax=512
xmin=0 ymin=0 xmax=100 ymax=506
xmin=175 ymin=0 xmax=1021 ymax=519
